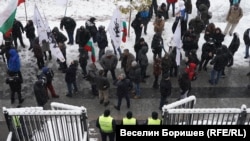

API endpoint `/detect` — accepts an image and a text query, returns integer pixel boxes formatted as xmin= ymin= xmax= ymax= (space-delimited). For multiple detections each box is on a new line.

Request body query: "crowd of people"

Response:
xmin=1 ymin=0 xmax=249 ymax=140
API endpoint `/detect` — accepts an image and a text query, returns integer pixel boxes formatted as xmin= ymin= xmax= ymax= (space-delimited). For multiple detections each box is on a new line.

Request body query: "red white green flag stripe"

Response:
xmin=0 ymin=0 xmax=25 ymax=36
xmin=84 ymin=38 xmax=96 ymax=63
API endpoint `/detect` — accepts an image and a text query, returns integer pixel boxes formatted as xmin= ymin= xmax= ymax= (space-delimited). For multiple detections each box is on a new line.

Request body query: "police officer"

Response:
xmin=121 ymin=111 xmax=138 ymax=125
xmin=145 ymin=111 xmax=162 ymax=125
xmin=96 ymin=109 xmax=116 ymax=141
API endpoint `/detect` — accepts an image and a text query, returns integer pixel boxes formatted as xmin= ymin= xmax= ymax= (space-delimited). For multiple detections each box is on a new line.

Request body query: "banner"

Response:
xmin=33 ymin=5 xmax=65 ymax=62
xmin=173 ymin=20 xmax=182 ymax=66
xmin=108 ymin=7 xmax=122 ymax=50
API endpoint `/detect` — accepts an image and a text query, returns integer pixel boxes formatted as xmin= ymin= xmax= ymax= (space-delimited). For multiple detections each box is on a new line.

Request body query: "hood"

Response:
xmin=52 ymin=27 xmax=59 ymax=34
xmin=42 ymin=67 xmax=49 ymax=74
xmin=9 ymin=48 xmax=18 ymax=57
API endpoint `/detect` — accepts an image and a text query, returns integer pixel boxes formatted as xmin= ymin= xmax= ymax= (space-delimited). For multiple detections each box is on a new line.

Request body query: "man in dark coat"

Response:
xmin=159 ymin=73 xmax=172 ymax=110
xmin=131 ymin=12 xmax=143 ymax=44
xmin=243 ymin=28 xmax=250 ymax=59
xmin=75 ymin=26 xmax=91 ymax=56
xmin=188 ymin=16 xmax=205 ymax=39
xmin=6 ymin=71 xmax=24 ymax=104
xmin=24 ymin=20 xmax=36 ymax=50
xmin=228 ymin=32 xmax=240 ymax=66
xmin=129 ymin=61 xmax=142 ymax=99
xmin=151 ymin=33 xmax=164 ymax=60
xmin=60 ymin=17 xmax=76 ymax=45
xmin=33 ymin=78 xmax=48 ymax=106
xmin=65 ymin=60 xmax=78 ymax=97
xmin=96 ymin=25 xmax=108 ymax=61
xmin=114 ymin=73 xmax=133 ymax=111
xmin=96 ymin=70 xmax=110 ymax=107
xmin=178 ymin=72 xmax=191 ymax=99
xmin=85 ymin=17 xmax=98 ymax=43
xmin=12 ymin=19 xmax=25 ymax=48
xmin=52 ymin=27 xmax=68 ymax=72
xmin=134 ymin=37 xmax=148 ymax=61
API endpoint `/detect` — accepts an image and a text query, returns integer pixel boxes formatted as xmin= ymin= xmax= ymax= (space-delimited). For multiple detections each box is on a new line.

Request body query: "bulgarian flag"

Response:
xmin=0 ymin=0 xmax=25 ymax=37
xmin=121 ymin=21 xmax=127 ymax=43
xmin=84 ymin=38 xmax=96 ymax=63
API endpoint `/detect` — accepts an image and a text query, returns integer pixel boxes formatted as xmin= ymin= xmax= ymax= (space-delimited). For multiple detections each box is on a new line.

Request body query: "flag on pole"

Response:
xmin=33 ymin=5 xmax=49 ymax=44
xmin=84 ymin=38 xmax=96 ymax=63
xmin=33 ymin=5 xmax=65 ymax=62
xmin=0 ymin=0 xmax=25 ymax=37
xmin=108 ymin=7 xmax=122 ymax=49
xmin=173 ymin=19 xmax=182 ymax=66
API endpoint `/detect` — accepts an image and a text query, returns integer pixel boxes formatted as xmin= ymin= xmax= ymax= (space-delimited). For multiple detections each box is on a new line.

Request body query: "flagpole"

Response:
xmin=24 ymin=1 xmax=28 ymax=21
xmin=64 ymin=0 xmax=69 ymax=17
xmin=128 ymin=0 xmax=132 ymax=37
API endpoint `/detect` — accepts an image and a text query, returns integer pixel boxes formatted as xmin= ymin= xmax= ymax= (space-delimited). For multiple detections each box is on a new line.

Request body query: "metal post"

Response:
xmin=128 ymin=0 xmax=132 ymax=37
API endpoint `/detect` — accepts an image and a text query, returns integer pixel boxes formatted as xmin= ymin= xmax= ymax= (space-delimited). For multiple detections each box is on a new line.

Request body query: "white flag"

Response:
xmin=33 ymin=5 xmax=65 ymax=62
xmin=108 ymin=7 xmax=122 ymax=50
xmin=173 ymin=20 xmax=182 ymax=66
xmin=33 ymin=5 xmax=48 ymax=44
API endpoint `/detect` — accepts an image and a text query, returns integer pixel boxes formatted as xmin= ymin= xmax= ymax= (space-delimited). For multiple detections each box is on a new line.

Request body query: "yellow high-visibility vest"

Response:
xmin=147 ymin=117 xmax=161 ymax=125
xmin=122 ymin=117 xmax=136 ymax=125
xmin=99 ymin=115 xmax=113 ymax=133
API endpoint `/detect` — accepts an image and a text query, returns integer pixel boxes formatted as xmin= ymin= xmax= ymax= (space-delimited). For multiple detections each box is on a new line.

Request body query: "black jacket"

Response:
xmin=114 ymin=78 xmax=133 ymax=97
xmin=160 ymin=78 xmax=172 ymax=97
xmin=60 ymin=17 xmax=76 ymax=32
xmin=65 ymin=63 xmax=78 ymax=83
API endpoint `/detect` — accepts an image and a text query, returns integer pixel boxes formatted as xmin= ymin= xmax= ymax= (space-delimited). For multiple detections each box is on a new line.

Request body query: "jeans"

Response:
xmin=66 ymin=81 xmax=78 ymax=95
xmin=117 ymin=94 xmax=130 ymax=109
xmin=133 ymin=82 xmax=141 ymax=97
xmin=210 ymin=69 xmax=222 ymax=85
xmin=66 ymin=30 xmax=74 ymax=44
xmin=159 ymin=95 xmax=168 ymax=110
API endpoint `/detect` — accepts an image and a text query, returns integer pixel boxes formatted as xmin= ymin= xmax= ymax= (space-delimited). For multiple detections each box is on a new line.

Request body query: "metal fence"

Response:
xmin=3 ymin=103 xmax=89 ymax=141
xmin=162 ymin=97 xmax=250 ymax=125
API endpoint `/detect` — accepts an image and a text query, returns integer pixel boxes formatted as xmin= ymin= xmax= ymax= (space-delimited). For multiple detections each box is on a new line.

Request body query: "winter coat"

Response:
xmin=185 ymin=62 xmax=197 ymax=81
xmin=131 ymin=13 xmax=143 ymax=34
xmin=243 ymin=28 xmax=250 ymax=45
xmin=182 ymin=31 xmax=198 ymax=52
xmin=161 ymin=54 xmax=172 ymax=75
xmin=96 ymin=29 xmax=108 ymax=49
xmin=24 ymin=20 xmax=36 ymax=39
xmin=210 ymin=49 xmax=228 ymax=71
xmin=138 ymin=45 xmax=149 ymax=67
xmin=129 ymin=65 xmax=141 ymax=84
xmin=12 ymin=19 xmax=24 ymax=37
xmin=33 ymin=80 xmax=48 ymax=106
xmin=160 ymin=78 xmax=172 ymax=97
xmin=40 ymin=67 xmax=54 ymax=85
xmin=157 ymin=3 xmax=167 ymax=19
xmin=228 ymin=33 xmax=240 ymax=55
xmin=153 ymin=58 xmax=162 ymax=76
xmin=213 ymin=28 xmax=225 ymax=48
xmin=114 ymin=78 xmax=133 ymax=97
xmin=8 ymin=48 xmax=21 ymax=73
xmin=178 ymin=73 xmax=191 ymax=95
xmin=153 ymin=17 xmax=165 ymax=34
xmin=87 ymin=63 xmax=98 ymax=85
xmin=188 ymin=16 xmax=205 ymax=35
xmin=33 ymin=38 xmax=43 ymax=59
xmin=100 ymin=50 xmax=118 ymax=70
xmin=75 ymin=27 xmax=91 ymax=47
xmin=201 ymin=41 xmax=216 ymax=60
xmin=151 ymin=33 xmax=163 ymax=54
xmin=96 ymin=75 xmax=110 ymax=91
xmin=199 ymin=4 xmax=210 ymax=25
xmin=60 ymin=17 xmax=76 ymax=32
xmin=52 ymin=27 xmax=67 ymax=44
xmin=134 ymin=41 xmax=148 ymax=54
xmin=196 ymin=0 xmax=210 ymax=11
xmin=65 ymin=63 xmax=78 ymax=83
xmin=6 ymin=72 xmax=23 ymax=91
xmin=121 ymin=53 xmax=135 ymax=72
xmin=204 ymin=23 xmax=216 ymax=41
xmin=184 ymin=0 xmax=192 ymax=14
xmin=85 ymin=19 xmax=98 ymax=42
xmin=226 ymin=5 xmax=243 ymax=24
